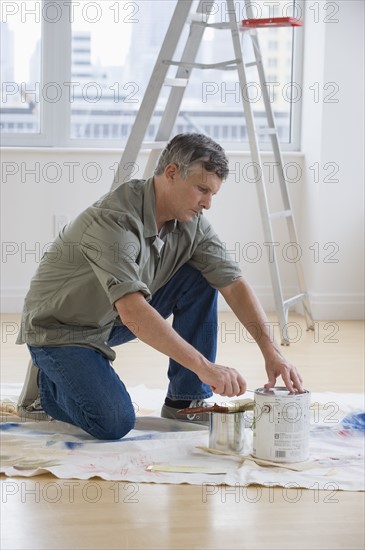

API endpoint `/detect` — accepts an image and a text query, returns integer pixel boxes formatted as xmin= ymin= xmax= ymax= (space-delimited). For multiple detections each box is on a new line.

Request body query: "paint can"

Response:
xmin=209 ymin=411 xmax=246 ymax=453
xmin=252 ymin=387 xmax=311 ymax=463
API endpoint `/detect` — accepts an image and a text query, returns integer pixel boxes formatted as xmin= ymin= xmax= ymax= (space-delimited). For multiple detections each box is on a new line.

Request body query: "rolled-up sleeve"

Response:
xmin=80 ymin=214 xmax=152 ymax=304
xmin=188 ymin=216 xmax=242 ymax=289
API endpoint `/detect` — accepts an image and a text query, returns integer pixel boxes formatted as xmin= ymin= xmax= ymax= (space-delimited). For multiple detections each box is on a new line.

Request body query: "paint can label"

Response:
xmin=252 ymin=387 xmax=311 ymax=463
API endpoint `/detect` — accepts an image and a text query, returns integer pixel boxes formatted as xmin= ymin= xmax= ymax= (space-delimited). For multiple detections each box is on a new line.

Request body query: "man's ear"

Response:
xmin=164 ymin=163 xmax=178 ymax=182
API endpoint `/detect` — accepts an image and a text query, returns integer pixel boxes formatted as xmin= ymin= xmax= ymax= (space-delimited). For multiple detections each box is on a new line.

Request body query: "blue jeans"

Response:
xmin=28 ymin=265 xmax=218 ymax=440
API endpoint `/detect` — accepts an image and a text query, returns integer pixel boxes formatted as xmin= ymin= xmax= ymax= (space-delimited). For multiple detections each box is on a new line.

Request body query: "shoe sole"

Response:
xmin=17 ymin=360 xmax=40 ymax=409
xmin=16 ymin=406 xmax=51 ymax=422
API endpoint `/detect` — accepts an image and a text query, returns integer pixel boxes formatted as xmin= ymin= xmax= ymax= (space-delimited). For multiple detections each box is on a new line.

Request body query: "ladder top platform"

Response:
xmin=241 ymin=17 xmax=303 ymax=29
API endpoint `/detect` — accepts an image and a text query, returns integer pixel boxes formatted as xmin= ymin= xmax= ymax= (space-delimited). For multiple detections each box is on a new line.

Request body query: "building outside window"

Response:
xmin=0 ymin=0 xmax=304 ymax=149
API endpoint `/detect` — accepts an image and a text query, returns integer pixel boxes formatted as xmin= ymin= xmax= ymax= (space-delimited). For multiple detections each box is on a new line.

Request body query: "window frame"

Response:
xmin=1 ymin=0 xmax=305 ymax=151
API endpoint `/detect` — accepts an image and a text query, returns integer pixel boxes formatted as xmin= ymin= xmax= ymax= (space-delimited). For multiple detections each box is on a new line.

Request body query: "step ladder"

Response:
xmin=110 ymin=0 xmax=314 ymax=345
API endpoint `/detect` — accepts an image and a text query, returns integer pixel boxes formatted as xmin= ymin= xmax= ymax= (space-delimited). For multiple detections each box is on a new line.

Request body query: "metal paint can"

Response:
xmin=209 ymin=411 xmax=246 ymax=453
xmin=252 ymin=387 xmax=311 ymax=463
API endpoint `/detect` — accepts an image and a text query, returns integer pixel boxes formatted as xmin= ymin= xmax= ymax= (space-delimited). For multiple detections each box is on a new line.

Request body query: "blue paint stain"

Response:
xmin=64 ymin=441 xmax=83 ymax=449
xmin=342 ymin=412 xmax=365 ymax=432
xmin=121 ymin=434 xmax=154 ymax=442
xmin=0 ymin=423 xmax=20 ymax=430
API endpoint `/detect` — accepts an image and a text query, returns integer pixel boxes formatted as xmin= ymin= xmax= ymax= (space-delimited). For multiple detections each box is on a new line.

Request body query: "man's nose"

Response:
xmin=201 ymin=195 xmax=212 ymax=210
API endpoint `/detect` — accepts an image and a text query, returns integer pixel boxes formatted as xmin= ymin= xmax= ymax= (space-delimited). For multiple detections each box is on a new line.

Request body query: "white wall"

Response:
xmin=1 ymin=0 xmax=364 ymax=320
xmin=0 ymin=148 xmax=303 ymax=311
xmin=299 ymin=0 xmax=364 ymax=319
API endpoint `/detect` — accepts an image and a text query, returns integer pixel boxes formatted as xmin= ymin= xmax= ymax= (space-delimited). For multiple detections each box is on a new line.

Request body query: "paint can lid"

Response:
xmin=254 ymin=386 xmax=310 ymax=397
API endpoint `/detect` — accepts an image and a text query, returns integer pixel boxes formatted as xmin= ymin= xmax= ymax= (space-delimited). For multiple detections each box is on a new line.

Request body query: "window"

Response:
xmin=1 ymin=0 xmax=304 ymax=150
xmin=0 ymin=7 xmax=41 ymax=135
xmin=268 ymin=58 xmax=278 ymax=68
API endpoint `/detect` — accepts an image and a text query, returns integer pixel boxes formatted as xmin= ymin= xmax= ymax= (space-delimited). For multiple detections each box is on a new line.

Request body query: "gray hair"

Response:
xmin=154 ymin=133 xmax=229 ymax=180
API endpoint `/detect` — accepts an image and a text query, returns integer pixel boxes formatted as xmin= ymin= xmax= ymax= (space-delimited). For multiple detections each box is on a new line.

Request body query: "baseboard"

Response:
xmin=307 ymin=292 xmax=365 ymax=321
xmin=218 ymin=288 xmax=364 ymax=321
xmin=2 ymin=287 xmax=364 ymax=321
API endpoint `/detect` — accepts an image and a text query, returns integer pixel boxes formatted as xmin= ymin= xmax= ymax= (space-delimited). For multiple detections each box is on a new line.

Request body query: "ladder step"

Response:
xmin=241 ymin=17 xmax=303 ymax=29
xmin=189 ymin=18 xmax=233 ymax=30
xmin=188 ymin=13 xmax=209 ymax=24
xmin=164 ymin=77 xmax=189 ymax=88
xmin=203 ymin=22 xmax=233 ymax=30
xmin=163 ymin=59 xmax=240 ymax=71
xmin=269 ymin=209 xmax=292 ymax=220
xmin=245 ymin=61 xmax=257 ymax=68
xmin=188 ymin=13 xmax=235 ymax=30
xmin=283 ymin=293 xmax=308 ymax=309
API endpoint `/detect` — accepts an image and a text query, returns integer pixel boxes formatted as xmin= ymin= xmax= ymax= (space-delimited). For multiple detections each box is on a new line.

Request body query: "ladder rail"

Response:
xmin=226 ymin=0 xmax=290 ymax=341
xmin=246 ymin=21 xmax=314 ymax=332
xmin=228 ymin=0 xmax=313 ymax=341
xmin=109 ymin=0 xmax=314 ymax=343
xmin=110 ymin=0 xmax=194 ymax=190
xmin=143 ymin=0 xmax=217 ymax=178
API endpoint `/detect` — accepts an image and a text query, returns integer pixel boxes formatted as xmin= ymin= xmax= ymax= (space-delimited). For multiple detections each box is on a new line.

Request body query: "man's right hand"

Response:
xmin=197 ymin=362 xmax=247 ymax=397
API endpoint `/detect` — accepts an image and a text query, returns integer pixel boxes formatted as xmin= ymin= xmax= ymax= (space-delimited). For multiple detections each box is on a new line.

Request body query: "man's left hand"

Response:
xmin=264 ymin=355 xmax=305 ymax=393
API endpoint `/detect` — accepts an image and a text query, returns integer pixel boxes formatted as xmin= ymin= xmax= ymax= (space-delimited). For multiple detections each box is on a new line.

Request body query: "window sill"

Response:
xmin=0 ymin=145 xmax=304 ymax=157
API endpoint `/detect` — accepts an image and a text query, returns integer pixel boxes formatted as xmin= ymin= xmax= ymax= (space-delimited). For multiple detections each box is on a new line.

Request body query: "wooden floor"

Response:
xmin=1 ymin=312 xmax=364 ymax=550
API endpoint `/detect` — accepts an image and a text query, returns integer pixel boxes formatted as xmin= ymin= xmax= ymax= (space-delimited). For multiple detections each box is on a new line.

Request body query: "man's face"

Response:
xmin=166 ymin=164 xmax=222 ymax=222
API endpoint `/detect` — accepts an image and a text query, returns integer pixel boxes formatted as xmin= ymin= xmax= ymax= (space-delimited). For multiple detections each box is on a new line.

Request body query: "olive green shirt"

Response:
xmin=17 ymin=177 xmax=242 ymax=360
